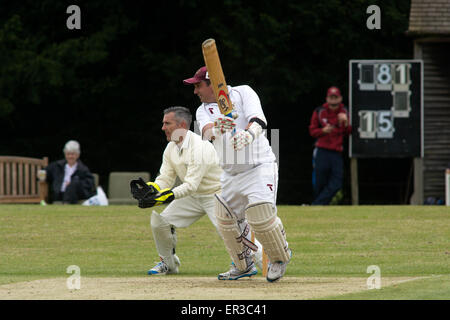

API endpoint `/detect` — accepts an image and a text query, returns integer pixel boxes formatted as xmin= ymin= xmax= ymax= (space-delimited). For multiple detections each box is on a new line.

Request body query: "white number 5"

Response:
xmin=378 ymin=111 xmax=393 ymax=132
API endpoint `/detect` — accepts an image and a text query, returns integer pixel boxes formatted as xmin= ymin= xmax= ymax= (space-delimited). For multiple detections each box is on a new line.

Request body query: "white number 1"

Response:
xmin=362 ymin=112 xmax=374 ymax=133
xmin=396 ymin=64 xmax=407 ymax=84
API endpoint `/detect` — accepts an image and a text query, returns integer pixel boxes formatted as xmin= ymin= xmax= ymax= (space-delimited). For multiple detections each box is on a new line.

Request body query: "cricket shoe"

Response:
xmin=266 ymin=249 xmax=292 ymax=283
xmin=147 ymin=255 xmax=181 ymax=275
xmin=218 ymin=262 xmax=257 ymax=280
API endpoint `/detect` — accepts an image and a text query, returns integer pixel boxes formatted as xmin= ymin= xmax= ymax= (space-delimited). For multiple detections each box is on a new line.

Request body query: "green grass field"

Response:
xmin=0 ymin=204 xmax=448 ymax=299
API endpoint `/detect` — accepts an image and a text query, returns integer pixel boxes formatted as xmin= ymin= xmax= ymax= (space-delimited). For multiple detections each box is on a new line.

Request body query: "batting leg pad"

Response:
xmin=215 ymin=194 xmax=256 ymax=271
xmin=150 ymin=211 xmax=178 ymax=270
xmin=245 ymin=202 xmax=290 ymax=263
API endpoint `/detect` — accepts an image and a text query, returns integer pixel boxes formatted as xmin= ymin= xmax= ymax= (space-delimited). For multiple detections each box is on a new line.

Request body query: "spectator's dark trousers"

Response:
xmin=312 ymin=147 xmax=343 ymax=205
xmin=56 ymin=177 xmax=84 ymax=204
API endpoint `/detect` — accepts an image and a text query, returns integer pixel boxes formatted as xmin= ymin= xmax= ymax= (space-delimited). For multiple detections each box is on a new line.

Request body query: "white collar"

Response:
xmin=177 ymin=130 xmax=191 ymax=154
xmin=65 ymin=162 xmax=78 ymax=170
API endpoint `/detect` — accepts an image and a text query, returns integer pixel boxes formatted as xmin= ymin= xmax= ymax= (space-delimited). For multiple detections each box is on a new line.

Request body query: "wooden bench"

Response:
xmin=0 ymin=156 xmax=49 ymax=203
xmin=108 ymin=171 xmax=150 ymax=204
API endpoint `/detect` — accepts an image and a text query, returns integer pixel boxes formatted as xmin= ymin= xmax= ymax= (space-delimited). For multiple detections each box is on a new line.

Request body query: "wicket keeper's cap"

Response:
xmin=183 ymin=66 xmax=209 ymax=84
xmin=327 ymin=86 xmax=342 ymax=97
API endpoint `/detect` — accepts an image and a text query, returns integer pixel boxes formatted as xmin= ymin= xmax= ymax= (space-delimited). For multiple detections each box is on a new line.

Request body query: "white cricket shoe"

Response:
xmin=147 ymin=261 xmax=169 ymax=275
xmin=147 ymin=255 xmax=181 ymax=275
xmin=173 ymin=254 xmax=181 ymax=267
xmin=266 ymin=249 xmax=292 ymax=282
xmin=218 ymin=262 xmax=257 ymax=280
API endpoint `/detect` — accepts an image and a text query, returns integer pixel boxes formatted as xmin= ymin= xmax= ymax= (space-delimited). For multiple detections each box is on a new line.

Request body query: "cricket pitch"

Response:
xmin=0 ymin=276 xmax=420 ymax=300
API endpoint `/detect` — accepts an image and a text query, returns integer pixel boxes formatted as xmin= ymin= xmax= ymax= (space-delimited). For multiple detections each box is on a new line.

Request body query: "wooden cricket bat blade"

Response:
xmin=202 ymin=38 xmax=234 ymax=116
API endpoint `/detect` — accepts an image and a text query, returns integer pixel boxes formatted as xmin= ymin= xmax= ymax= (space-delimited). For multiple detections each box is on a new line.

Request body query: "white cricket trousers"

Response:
xmin=221 ymin=162 xmax=278 ymax=215
xmin=160 ymin=194 xmax=218 ymax=229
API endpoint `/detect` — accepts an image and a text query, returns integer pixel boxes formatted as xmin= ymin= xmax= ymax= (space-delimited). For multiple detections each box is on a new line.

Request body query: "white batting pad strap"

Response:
xmin=150 ymin=211 xmax=177 ymax=270
xmin=245 ymin=202 xmax=290 ymax=263
xmin=215 ymin=194 xmax=253 ymax=271
xmin=238 ymin=223 xmax=258 ymax=252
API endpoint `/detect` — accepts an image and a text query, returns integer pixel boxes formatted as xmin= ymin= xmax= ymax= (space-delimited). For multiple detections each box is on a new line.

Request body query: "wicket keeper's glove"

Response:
xmin=130 ymin=178 xmax=158 ymax=201
xmin=146 ymin=181 xmax=161 ymax=192
xmin=138 ymin=188 xmax=175 ymax=208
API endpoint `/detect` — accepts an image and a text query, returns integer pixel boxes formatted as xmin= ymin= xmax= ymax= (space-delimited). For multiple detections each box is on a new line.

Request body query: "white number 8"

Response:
xmin=377 ymin=64 xmax=391 ymax=84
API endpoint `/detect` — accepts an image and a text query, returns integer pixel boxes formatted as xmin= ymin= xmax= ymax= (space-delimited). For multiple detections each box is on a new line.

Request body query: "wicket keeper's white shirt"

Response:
xmin=196 ymin=85 xmax=276 ymax=175
xmin=154 ymin=130 xmax=222 ymax=199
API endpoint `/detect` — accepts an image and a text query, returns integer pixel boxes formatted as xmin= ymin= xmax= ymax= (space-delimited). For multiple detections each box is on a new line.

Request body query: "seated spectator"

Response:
xmin=44 ymin=140 xmax=96 ymax=204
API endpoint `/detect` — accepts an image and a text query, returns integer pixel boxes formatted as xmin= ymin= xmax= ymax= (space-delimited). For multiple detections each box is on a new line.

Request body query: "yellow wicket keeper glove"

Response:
xmin=130 ymin=178 xmax=158 ymax=201
xmin=146 ymin=181 xmax=161 ymax=192
xmin=138 ymin=188 xmax=175 ymax=208
xmin=151 ymin=188 xmax=175 ymax=206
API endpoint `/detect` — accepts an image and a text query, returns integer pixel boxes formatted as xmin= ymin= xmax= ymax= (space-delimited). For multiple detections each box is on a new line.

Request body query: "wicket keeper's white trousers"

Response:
xmin=160 ymin=194 xmax=218 ymax=229
xmin=221 ymin=162 xmax=278 ymax=215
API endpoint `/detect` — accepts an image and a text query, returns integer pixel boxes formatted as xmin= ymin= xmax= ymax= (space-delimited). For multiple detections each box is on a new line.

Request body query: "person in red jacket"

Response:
xmin=309 ymin=86 xmax=352 ymax=205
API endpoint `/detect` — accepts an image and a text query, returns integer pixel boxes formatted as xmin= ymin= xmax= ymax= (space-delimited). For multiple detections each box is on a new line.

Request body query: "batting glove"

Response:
xmin=232 ymin=130 xmax=254 ymax=151
xmin=213 ymin=117 xmax=236 ymax=135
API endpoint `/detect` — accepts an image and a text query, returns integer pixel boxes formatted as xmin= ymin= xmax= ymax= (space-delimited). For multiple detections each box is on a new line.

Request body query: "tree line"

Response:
xmin=0 ymin=0 xmax=412 ymax=204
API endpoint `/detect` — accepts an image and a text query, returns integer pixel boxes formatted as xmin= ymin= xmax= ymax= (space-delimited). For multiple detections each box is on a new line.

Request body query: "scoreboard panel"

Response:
xmin=349 ymin=60 xmax=423 ymax=158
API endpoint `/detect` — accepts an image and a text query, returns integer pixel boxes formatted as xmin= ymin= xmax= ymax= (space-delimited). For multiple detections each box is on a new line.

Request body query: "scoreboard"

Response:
xmin=349 ymin=60 xmax=423 ymax=158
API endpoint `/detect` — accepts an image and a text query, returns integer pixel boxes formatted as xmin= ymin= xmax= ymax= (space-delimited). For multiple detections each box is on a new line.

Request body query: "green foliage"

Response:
xmin=0 ymin=12 xmax=123 ymax=116
xmin=0 ymin=15 xmax=31 ymax=116
xmin=0 ymin=1 xmax=413 ymax=204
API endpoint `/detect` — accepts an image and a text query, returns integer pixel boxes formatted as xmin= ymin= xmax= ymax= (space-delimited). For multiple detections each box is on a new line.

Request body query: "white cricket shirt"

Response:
xmin=196 ymin=85 xmax=276 ymax=175
xmin=154 ymin=130 xmax=222 ymax=199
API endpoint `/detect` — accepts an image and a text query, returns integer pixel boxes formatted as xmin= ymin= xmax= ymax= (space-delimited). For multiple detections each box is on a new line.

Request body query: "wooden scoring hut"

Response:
xmin=407 ymin=0 xmax=450 ymax=204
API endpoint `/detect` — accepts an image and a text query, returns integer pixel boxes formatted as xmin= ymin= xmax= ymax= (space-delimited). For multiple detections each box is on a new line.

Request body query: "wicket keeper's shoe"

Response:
xmin=266 ymin=249 xmax=292 ymax=283
xmin=218 ymin=262 xmax=257 ymax=280
xmin=172 ymin=254 xmax=181 ymax=273
xmin=147 ymin=255 xmax=181 ymax=276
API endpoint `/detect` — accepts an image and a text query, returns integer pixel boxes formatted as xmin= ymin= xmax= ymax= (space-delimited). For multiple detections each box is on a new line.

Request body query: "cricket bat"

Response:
xmin=202 ymin=39 xmax=234 ymax=118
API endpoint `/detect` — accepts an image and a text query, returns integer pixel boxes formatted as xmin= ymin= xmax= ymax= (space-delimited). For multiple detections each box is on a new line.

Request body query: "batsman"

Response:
xmin=130 ymin=106 xmax=263 ymax=275
xmin=183 ymin=39 xmax=292 ymax=282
